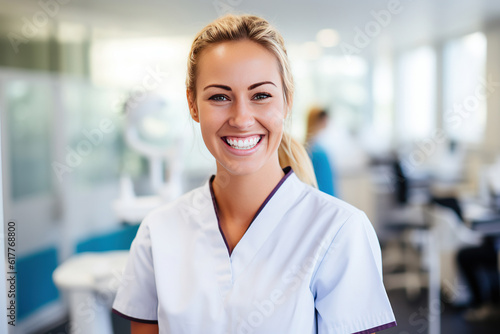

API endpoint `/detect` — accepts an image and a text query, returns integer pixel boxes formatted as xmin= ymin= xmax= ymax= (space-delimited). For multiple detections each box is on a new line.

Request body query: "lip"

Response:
xmin=222 ymin=134 xmax=264 ymax=139
xmin=220 ymin=135 xmax=264 ymax=156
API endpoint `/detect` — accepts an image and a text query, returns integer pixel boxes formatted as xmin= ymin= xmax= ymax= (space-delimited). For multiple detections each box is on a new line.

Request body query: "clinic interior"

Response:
xmin=2 ymin=0 xmax=500 ymax=333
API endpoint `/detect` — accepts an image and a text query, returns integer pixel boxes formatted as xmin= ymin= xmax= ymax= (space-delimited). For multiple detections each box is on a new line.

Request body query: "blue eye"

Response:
xmin=253 ymin=93 xmax=272 ymax=100
xmin=209 ymin=95 xmax=229 ymax=101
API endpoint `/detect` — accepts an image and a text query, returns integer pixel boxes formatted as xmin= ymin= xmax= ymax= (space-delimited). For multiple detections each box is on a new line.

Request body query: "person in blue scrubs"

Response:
xmin=305 ymin=107 xmax=336 ymax=197
xmin=112 ymin=14 xmax=396 ymax=334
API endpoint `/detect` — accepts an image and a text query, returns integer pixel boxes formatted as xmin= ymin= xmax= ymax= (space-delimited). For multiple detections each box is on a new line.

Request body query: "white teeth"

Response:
xmin=225 ymin=136 xmax=261 ymax=150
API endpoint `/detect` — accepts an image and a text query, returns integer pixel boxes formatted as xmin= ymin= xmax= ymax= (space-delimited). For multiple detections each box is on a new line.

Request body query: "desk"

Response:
xmin=462 ymin=199 xmax=500 ymax=230
xmin=463 ymin=202 xmax=500 ymax=323
xmin=425 ymin=199 xmax=495 ymax=334
xmin=469 ymin=213 xmax=500 ymax=305
xmin=465 ymin=201 xmax=500 ymax=277
xmin=471 ymin=218 xmax=500 ymax=235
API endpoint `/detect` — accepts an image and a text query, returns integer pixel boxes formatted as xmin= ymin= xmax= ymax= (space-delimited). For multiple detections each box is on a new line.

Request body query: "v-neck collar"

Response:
xmin=196 ymin=167 xmax=305 ymax=298
xmin=203 ymin=166 xmax=306 ymax=290
xmin=208 ymin=166 xmax=293 ymax=256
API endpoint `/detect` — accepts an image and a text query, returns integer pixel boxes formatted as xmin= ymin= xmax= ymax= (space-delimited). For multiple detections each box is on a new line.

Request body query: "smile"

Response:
xmin=222 ymin=135 xmax=262 ymax=150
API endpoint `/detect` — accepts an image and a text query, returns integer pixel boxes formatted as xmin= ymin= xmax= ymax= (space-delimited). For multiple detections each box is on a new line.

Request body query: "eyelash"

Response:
xmin=253 ymin=92 xmax=272 ymax=100
xmin=208 ymin=94 xmax=229 ymax=102
xmin=208 ymin=92 xmax=272 ymax=101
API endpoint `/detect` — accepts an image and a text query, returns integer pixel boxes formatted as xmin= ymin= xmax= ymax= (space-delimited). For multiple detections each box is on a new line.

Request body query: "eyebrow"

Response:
xmin=203 ymin=81 xmax=276 ymax=91
xmin=248 ymin=81 xmax=276 ymax=90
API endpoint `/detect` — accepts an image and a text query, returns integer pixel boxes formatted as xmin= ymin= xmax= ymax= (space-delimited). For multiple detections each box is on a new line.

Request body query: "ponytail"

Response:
xmin=278 ymin=131 xmax=317 ymax=188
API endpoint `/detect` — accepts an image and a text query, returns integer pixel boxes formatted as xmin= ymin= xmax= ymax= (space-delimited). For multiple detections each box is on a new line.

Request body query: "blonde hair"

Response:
xmin=186 ymin=14 xmax=317 ymax=187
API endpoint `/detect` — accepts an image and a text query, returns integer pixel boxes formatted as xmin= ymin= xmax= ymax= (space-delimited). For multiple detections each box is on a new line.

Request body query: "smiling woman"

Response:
xmin=112 ymin=14 xmax=397 ymax=334
xmin=192 ymin=40 xmax=287 ymax=178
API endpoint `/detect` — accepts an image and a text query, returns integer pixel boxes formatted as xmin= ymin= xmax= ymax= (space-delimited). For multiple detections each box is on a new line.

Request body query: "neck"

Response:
xmin=212 ymin=160 xmax=285 ymax=228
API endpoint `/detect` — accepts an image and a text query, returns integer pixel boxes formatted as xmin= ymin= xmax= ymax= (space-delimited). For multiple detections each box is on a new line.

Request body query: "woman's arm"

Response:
xmin=131 ymin=321 xmax=159 ymax=334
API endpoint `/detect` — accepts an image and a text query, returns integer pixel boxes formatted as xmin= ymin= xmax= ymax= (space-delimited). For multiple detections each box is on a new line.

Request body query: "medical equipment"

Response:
xmin=113 ymin=94 xmax=184 ymax=223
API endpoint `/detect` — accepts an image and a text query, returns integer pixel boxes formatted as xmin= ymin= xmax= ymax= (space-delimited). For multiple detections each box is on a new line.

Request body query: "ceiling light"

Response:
xmin=316 ymin=29 xmax=339 ymax=48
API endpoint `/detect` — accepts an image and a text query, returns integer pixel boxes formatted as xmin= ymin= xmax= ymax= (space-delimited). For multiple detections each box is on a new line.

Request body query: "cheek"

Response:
xmin=264 ymin=106 xmax=285 ymax=134
xmin=200 ymin=122 xmax=216 ymax=141
xmin=199 ymin=111 xmax=223 ymax=141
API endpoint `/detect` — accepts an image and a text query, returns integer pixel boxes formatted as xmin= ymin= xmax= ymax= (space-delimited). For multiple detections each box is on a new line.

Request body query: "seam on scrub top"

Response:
xmin=249 ymin=166 xmax=294 ymax=224
xmin=352 ymin=320 xmax=397 ymax=334
xmin=309 ymin=211 xmax=358 ymax=286
xmin=208 ymin=175 xmax=232 ymax=255
xmin=112 ymin=308 xmax=159 ymax=324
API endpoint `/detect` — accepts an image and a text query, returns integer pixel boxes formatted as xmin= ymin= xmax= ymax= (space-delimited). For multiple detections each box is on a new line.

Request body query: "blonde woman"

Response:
xmin=112 ymin=14 xmax=396 ymax=334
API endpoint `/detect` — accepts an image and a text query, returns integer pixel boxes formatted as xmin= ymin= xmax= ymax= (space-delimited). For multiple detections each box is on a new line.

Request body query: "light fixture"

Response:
xmin=316 ymin=29 xmax=339 ymax=48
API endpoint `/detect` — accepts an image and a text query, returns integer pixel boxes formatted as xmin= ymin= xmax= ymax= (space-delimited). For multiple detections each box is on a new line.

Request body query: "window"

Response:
xmin=289 ymin=49 xmax=369 ymax=139
xmin=396 ymin=46 xmax=437 ymax=142
xmin=442 ymin=32 xmax=487 ymax=143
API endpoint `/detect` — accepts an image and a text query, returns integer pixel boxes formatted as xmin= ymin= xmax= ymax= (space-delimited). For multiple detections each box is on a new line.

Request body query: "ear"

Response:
xmin=186 ymin=89 xmax=200 ymax=123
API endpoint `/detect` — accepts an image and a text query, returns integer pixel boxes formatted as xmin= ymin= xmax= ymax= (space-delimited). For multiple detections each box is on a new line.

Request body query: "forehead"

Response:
xmin=196 ymin=40 xmax=282 ymax=88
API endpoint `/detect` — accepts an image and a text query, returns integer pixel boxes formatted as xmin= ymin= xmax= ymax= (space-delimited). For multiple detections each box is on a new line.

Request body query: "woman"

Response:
xmin=112 ymin=14 xmax=396 ymax=334
xmin=305 ymin=106 xmax=336 ymax=197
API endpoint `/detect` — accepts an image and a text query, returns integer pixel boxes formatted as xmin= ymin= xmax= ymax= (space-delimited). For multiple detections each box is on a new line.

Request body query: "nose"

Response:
xmin=228 ymin=100 xmax=255 ymax=129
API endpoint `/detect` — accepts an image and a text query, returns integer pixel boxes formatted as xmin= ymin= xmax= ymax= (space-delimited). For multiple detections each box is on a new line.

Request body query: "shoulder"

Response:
xmin=303 ymin=185 xmax=382 ymax=276
xmin=300 ymin=180 xmax=364 ymax=222
xmin=287 ymin=175 xmax=372 ymax=245
xmin=316 ymin=188 xmax=372 ymax=243
xmin=306 ymin=184 xmax=383 ymax=281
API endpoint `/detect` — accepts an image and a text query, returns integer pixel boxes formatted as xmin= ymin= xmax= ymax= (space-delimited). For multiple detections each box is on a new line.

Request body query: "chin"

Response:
xmin=217 ymin=160 xmax=264 ymax=177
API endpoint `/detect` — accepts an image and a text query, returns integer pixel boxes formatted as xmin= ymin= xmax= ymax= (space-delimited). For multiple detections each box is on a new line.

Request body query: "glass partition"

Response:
xmin=5 ymin=78 xmax=54 ymax=200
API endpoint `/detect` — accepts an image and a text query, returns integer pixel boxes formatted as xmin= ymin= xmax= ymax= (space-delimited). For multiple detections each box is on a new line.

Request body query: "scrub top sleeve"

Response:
xmin=112 ymin=221 xmax=158 ymax=323
xmin=311 ymin=212 xmax=396 ymax=334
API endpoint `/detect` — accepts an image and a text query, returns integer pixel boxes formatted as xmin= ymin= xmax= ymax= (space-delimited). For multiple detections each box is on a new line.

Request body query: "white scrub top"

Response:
xmin=112 ymin=167 xmax=396 ymax=334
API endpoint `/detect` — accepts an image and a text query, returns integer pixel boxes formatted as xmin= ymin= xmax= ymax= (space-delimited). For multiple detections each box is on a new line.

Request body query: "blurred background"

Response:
xmin=1 ymin=0 xmax=500 ymax=333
